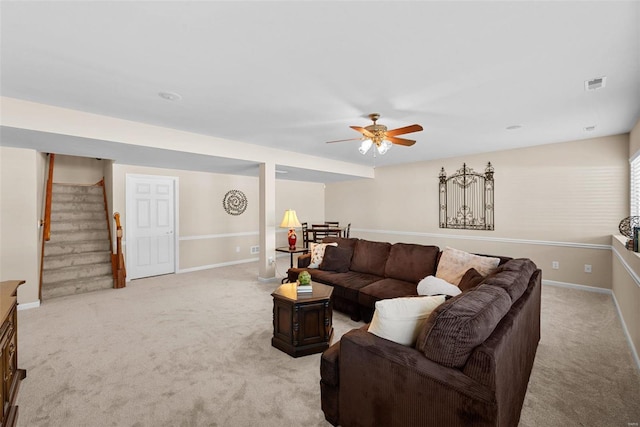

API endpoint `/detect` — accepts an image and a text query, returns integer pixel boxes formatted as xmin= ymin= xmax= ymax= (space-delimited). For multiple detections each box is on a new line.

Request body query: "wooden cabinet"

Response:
xmin=1 ymin=281 xmax=26 ymax=427
xmin=271 ymin=282 xmax=333 ymax=357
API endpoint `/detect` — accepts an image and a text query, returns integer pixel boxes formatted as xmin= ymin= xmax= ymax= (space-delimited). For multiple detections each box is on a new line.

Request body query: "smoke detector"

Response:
xmin=584 ymin=76 xmax=606 ymax=91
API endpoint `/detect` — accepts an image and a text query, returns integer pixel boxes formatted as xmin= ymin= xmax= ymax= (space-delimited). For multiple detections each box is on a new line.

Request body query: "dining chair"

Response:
xmin=325 ymin=221 xmax=339 ymax=227
xmin=343 ymin=223 xmax=351 ymax=238
xmin=301 ymin=222 xmax=309 ymax=247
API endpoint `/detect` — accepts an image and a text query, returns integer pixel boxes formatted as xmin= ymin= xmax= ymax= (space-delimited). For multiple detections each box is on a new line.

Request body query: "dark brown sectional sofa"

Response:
xmin=287 ymin=236 xmax=510 ymax=321
xmin=287 ymin=237 xmax=542 ymax=427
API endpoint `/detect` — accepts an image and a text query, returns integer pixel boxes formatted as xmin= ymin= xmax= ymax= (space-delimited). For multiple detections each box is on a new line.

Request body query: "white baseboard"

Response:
xmin=177 ymin=257 xmax=259 ymax=274
xmin=542 ymin=279 xmax=612 ymax=294
xmin=17 ymin=300 xmax=40 ymax=310
xmin=542 ymin=280 xmax=639 ymax=372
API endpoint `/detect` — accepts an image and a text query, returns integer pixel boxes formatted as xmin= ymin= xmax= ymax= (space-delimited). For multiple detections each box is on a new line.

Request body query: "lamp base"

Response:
xmin=287 ymin=229 xmax=297 ymax=250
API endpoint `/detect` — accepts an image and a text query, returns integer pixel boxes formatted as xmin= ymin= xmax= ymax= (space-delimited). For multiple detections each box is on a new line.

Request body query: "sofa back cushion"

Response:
xmin=415 ymin=284 xmax=511 ymax=368
xmin=483 ymin=258 xmax=537 ymax=302
xmin=350 ymin=240 xmax=392 ymax=277
xmin=384 ymin=243 xmax=440 ymax=283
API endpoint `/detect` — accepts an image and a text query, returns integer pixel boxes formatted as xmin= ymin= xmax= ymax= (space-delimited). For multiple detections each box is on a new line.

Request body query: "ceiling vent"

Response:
xmin=584 ymin=76 xmax=606 ymax=91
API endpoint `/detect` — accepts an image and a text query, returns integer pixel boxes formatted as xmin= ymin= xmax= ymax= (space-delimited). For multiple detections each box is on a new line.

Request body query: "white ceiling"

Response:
xmin=1 ymin=1 xmax=639 ymax=182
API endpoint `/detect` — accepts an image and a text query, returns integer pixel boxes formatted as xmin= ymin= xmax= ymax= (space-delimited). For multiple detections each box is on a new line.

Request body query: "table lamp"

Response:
xmin=280 ymin=209 xmax=302 ymax=250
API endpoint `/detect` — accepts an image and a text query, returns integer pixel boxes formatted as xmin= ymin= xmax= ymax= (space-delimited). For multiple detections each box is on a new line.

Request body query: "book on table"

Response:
xmin=297 ymin=284 xmax=313 ymax=293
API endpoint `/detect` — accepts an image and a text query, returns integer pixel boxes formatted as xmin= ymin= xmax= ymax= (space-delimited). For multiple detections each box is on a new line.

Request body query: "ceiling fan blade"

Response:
xmin=350 ymin=126 xmax=375 ymax=138
xmin=325 ymin=137 xmax=363 ymax=144
xmin=386 ymin=136 xmax=416 ymax=146
xmin=385 ymin=124 xmax=423 ymax=137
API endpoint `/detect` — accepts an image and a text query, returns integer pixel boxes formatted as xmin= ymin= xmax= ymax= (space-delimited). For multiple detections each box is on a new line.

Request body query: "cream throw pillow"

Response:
xmin=308 ymin=242 xmax=338 ymax=268
xmin=417 ymin=275 xmax=461 ymax=297
xmin=368 ymin=296 xmax=446 ymax=346
xmin=436 ymin=247 xmax=500 ymax=285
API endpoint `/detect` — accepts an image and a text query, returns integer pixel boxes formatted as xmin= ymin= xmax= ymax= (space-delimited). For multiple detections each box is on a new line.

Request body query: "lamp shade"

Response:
xmin=280 ymin=209 xmax=302 ymax=228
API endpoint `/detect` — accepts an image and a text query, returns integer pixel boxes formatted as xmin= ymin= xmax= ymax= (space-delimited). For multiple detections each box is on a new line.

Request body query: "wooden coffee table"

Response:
xmin=271 ymin=282 xmax=333 ymax=357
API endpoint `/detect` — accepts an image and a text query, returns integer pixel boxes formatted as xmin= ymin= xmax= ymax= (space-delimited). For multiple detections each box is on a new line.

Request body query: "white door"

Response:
xmin=126 ymin=175 xmax=176 ymax=280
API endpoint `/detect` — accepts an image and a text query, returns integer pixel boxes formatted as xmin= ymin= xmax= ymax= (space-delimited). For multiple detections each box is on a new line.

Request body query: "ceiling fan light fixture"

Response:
xmin=377 ymin=140 xmax=392 ymax=155
xmin=359 ymin=139 xmax=372 ymax=155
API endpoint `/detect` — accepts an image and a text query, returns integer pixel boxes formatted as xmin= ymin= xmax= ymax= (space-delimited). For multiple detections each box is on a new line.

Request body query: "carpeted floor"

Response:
xmin=15 ymin=259 xmax=640 ymax=426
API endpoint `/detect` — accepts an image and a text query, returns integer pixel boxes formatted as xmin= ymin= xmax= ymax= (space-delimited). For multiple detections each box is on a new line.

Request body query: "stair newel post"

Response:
xmin=113 ymin=212 xmax=126 ymax=289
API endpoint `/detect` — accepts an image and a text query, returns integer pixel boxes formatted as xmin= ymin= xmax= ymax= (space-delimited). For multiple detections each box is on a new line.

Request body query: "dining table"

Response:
xmin=306 ymin=225 xmax=345 ymax=243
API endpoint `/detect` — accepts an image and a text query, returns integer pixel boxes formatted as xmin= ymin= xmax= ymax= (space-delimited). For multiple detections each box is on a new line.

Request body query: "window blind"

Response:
xmin=630 ymin=155 xmax=640 ymax=216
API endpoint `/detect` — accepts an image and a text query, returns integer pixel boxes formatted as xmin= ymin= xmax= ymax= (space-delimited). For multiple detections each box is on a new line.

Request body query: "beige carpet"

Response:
xmin=15 ymin=259 xmax=640 ymax=427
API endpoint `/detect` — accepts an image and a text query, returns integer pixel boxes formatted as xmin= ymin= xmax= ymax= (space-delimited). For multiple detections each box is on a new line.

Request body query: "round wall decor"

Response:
xmin=618 ymin=216 xmax=640 ymax=238
xmin=223 ymin=190 xmax=248 ymax=216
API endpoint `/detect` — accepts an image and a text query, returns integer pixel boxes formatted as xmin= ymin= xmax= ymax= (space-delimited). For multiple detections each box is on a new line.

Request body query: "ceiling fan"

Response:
xmin=326 ymin=113 xmax=423 ymax=155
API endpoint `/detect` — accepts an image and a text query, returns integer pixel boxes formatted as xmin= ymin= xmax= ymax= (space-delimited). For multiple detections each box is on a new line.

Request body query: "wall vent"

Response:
xmin=584 ymin=76 xmax=606 ymax=91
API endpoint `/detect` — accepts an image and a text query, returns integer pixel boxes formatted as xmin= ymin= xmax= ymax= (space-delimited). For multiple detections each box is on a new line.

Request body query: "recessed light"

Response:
xmin=158 ymin=91 xmax=182 ymax=101
xmin=584 ymin=125 xmax=597 ymax=132
xmin=506 ymin=125 xmax=522 ymax=130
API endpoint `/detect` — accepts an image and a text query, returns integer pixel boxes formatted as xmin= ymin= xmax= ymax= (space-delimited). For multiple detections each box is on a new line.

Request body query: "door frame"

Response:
xmin=125 ymin=173 xmax=179 ymax=280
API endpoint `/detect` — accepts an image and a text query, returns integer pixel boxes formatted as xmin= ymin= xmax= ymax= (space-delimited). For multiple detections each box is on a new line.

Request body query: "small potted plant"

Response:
xmin=297 ymin=271 xmax=312 ymax=293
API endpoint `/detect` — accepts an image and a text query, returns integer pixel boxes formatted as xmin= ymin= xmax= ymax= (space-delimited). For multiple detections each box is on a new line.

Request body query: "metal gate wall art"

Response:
xmin=439 ymin=162 xmax=494 ymax=230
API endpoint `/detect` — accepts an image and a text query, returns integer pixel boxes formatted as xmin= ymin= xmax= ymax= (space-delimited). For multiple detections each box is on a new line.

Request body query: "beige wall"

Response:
xmin=0 ymin=147 xmax=40 ymax=304
xmin=111 ymin=164 xmax=324 ymax=274
xmin=53 ymin=154 xmax=105 ymax=184
xmin=327 ymin=134 xmax=629 ymax=288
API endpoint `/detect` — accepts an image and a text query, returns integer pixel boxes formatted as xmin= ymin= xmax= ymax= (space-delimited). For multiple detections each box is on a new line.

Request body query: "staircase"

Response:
xmin=42 ymin=184 xmax=113 ymax=300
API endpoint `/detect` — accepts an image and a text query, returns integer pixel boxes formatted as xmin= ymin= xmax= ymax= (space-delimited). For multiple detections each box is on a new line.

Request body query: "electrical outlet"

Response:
xmin=235 ymin=246 xmax=240 ymax=253
xmin=250 ymin=246 xmax=260 ymax=254
xmin=584 ymin=264 xmax=592 ymax=273
xmin=552 ymin=261 xmax=559 ymax=270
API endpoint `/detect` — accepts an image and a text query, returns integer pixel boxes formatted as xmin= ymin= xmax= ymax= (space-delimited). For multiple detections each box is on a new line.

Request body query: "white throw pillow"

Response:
xmin=436 ymin=247 xmax=500 ymax=285
xmin=417 ymin=276 xmax=461 ymax=297
xmin=308 ymin=242 xmax=338 ymax=268
xmin=368 ymin=296 xmax=446 ymax=346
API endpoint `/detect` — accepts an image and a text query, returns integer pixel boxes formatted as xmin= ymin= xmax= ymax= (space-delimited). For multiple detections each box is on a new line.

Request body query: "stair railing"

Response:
xmin=113 ymin=212 xmax=126 ymax=288
xmin=43 ymin=153 xmax=55 ymax=241
xmin=98 ymin=179 xmax=114 ymax=262
xmin=39 ymin=153 xmax=55 ymax=300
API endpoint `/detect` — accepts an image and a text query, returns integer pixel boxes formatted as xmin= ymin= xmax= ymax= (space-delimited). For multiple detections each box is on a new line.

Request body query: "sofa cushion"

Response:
xmin=358 ymin=278 xmax=419 ymax=309
xmin=308 ymin=242 xmax=338 ymax=268
xmin=320 ymin=245 xmax=353 ymax=273
xmin=415 ymin=284 xmax=511 ymax=368
xmin=417 ymin=276 xmax=461 ymax=297
xmin=368 ymin=296 xmax=446 ymax=346
xmin=350 ymin=240 xmax=392 ymax=277
xmin=384 ymin=243 xmax=440 ymax=283
xmin=436 ymin=247 xmax=501 ymax=285
xmin=458 ymin=268 xmax=485 ymax=292
xmin=311 ymin=270 xmax=381 ymax=303
xmin=483 ymin=258 xmax=537 ymax=302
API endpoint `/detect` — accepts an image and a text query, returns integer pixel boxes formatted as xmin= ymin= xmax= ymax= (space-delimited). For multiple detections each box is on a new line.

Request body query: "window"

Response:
xmin=630 ymin=154 xmax=640 ymax=216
